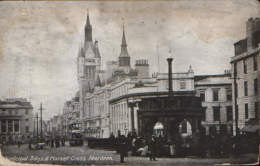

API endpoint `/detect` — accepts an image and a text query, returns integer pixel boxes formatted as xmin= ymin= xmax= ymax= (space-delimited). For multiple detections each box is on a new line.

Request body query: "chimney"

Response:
xmin=167 ymin=58 xmax=173 ymax=94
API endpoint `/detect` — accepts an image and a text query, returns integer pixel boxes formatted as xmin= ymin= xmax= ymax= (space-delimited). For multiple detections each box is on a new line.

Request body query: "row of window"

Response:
xmin=244 ymin=78 xmax=258 ymax=96
xmin=244 ymin=102 xmax=259 ymax=119
xmin=204 ymin=106 xmax=233 ymax=122
xmin=242 ymin=55 xmax=258 ymax=74
xmin=0 ymin=109 xmax=29 ymax=115
xmin=0 ymin=120 xmax=22 ymax=133
xmin=206 ymin=102 xmax=259 ymax=122
xmin=199 ymin=88 xmax=232 ymax=102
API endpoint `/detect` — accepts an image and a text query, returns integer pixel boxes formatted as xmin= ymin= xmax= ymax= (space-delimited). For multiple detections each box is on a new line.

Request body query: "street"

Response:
xmin=0 ymin=143 xmax=258 ymax=166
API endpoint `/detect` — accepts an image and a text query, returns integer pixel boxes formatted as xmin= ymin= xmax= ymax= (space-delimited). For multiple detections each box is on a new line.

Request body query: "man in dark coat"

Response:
xmin=55 ymin=137 xmax=60 ymax=148
xmin=51 ymin=138 xmax=54 ymax=148
xmin=28 ymin=138 xmax=32 ymax=150
xmin=119 ymin=135 xmax=127 ymax=163
xmin=149 ymin=135 xmax=157 ymax=161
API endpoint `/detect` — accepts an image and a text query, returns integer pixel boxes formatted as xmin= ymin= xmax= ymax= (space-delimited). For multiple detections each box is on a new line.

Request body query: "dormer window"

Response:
xmin=180 ymin=81 xmax=186 ymax=89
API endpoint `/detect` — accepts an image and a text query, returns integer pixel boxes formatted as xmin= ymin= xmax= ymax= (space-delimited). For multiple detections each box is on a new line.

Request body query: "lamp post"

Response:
xmin=33 ymin=116 xmax=36 ymax=136
xmin=36 ymin=113 xmax=39 ymax=138
xmin=38 ymin=103 xmax=45 ymax=138
xmin=229 ymin=75 xmax=240 ymax=136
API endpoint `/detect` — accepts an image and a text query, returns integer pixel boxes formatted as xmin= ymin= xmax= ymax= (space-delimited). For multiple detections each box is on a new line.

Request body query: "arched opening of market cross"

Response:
xmin=136 ymin=95 xmax=204 ymax=142
xmin=152 ymin=120 xmax=193 ymax=138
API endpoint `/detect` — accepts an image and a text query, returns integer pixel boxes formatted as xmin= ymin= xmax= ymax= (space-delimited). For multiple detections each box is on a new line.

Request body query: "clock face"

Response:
xmin=86 ymin=59 xmax=95 ymax=63
xmin=85 ymin=58 xmax=96 ymax=66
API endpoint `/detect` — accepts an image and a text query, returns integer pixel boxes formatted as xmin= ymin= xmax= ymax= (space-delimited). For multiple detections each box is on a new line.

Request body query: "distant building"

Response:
xmin=231 ymin=17 xmax=260 ymax=135
xmin=50 ymin=115 xmax=63 ymax=137
xmin=62 ymin=95 xmax=80 ymax=135
xmin=0 ymin=98 xmax=33 ymax=143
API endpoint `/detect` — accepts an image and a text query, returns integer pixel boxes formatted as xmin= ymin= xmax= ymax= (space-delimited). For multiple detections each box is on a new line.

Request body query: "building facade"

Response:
xmin=231 ymin=17 xmax=260 ymax=135
xmin=195 ymin=73 xmax=233 ymax=135
xmin=0 ymin=98 xmax=33 ymax=143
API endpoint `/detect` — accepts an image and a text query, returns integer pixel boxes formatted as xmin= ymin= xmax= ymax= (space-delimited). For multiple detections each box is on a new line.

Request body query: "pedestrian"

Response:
xmin=17 ymin=140 xmax=21 ymax=149
xmin=51 ymin=138 xmax=54 ymax=148
xmin=148 ymin=135 xmax=157 ymax=161
xmin=131 ymin=137 xmax=137 ymax=156
xmin=55 ymin=137 xmax=60 ymax=148
xmin=119 ymin=135 xmax=127 ymax=163
xmin=62 ymin=137 xmax=65 ymax=146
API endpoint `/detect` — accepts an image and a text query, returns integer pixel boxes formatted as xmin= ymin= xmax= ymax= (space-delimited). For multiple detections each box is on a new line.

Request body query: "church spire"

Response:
xmin=122 ymin=24 xmax=127 ymax=47
xmin=119 ymin=24 xmax=129 ymax=57
xmin=85 ymin=11 xmax=92 ymax=42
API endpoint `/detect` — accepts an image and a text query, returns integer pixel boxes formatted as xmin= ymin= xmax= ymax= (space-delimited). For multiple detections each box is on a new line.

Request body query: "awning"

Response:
xmin=241 ymin=125 xmax=260 ymax=132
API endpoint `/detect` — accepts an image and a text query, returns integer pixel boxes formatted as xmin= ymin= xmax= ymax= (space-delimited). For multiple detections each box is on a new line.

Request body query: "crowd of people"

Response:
xmin=108 ymin=131 xmax=260 ymax=163
xmin=28 ymin=136 xmax=66 ymax=150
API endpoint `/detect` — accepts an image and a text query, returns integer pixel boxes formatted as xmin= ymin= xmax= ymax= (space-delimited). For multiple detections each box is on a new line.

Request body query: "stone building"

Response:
xmin=195 ymin=72 xmax=233 ymax=135
xmin=0 ymin=98 xmax=33 ymax=143
xmin=82 ymin=84 xmax=110 ymax=138
xmin=231 ymin=17 xmax=260 ymax=135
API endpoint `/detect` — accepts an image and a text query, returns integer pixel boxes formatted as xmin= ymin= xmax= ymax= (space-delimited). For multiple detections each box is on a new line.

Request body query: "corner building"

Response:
xmin=231 ymin=18 xmax=260 ymax=135
xmin=0 ymin=98 xmax=33 ymax=143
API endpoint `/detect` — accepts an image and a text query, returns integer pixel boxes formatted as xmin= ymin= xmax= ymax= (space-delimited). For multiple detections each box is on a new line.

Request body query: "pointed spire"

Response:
xmin=119 ymin=22 xmax=129 ymax=57
xmin=86 ymin=9 xmax=90 ymax=27
xmin=122 ymin=24 xmax=127 ymax=47
xmin=85 ymin=10 xmax=92 ymax=42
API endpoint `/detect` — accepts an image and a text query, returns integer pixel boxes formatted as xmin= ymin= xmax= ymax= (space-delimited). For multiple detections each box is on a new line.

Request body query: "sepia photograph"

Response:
xmin=0 ymin=0 xmax=259 ymax=165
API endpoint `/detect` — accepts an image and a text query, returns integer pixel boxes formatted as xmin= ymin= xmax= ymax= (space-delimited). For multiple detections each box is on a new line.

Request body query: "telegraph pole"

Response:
xmin=36 ymin=113 xmax=39 ymax=137
xmin=33 ymin=117 xmax=35 ymax=136
xmin=40 ymin=103 xmax=43 ymax=138
xmin=38 ymin=103 xmax=45 ymax=138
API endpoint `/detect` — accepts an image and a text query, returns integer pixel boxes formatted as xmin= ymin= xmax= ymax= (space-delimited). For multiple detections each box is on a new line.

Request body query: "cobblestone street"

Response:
xmin=0 ymin=143 xmax=258 ymax=166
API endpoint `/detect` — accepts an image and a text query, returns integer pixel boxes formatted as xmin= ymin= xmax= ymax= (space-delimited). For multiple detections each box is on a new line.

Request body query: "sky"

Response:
xmin=0 ymin=0 xmax=260 ymax=120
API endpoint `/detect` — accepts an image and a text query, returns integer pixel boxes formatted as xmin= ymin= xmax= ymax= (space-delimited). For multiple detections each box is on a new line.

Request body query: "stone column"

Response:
xmin=128 ymin=102 xmax=136 ymax=132
xmin=167 ymin=58 xmax=173 ymax=94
